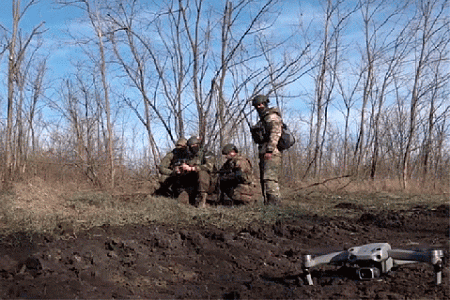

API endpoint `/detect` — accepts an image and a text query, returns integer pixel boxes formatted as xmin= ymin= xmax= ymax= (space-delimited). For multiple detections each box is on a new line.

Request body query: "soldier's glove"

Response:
xmin=250 ymin=122 xmax=267 ymax=144
xmin=173 ymin=166 xmax=182 ymax=175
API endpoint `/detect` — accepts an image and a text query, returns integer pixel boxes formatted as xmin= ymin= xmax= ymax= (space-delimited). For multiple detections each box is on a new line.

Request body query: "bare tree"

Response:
xmin=352 ymin=0 xmax=412 ymax=179
xmin=5 ymin=0 xmax=45 ymax=180
xmin=402 ymin=0 xmax=449 ymax=189
xmin=106 ymin=0 xmax=179 ymax=168
xmin=216 ymin=0 xmax=233 ymax=153
xmin=106 ymin=0 xmax=309 ymax=151
xmin=15 ymin=41 xmax=48 ymax=173
xmin=27 ymin=59 xmax=47 ymax=152
xmin=49 ymin=76 xmax=103 ymax=186
xmin=420 ymin=42 xmax=450 ymax=182
xmin=303 ymin=0 xmax=357 ymax=178
xmin=56 ymin=0 xmax=116 ymax=187
xmin=335 ymin=69 xmax=361 ymax=176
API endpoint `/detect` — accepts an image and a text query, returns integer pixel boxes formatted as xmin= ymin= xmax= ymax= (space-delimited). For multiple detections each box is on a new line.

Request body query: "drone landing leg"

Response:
xmin=305 ymin=269 xmax=313 ymax=285
xmin=303 ymin=255 xmax=314 ymax=285
xmin=432 ymin=250 xmax=444 ymax=285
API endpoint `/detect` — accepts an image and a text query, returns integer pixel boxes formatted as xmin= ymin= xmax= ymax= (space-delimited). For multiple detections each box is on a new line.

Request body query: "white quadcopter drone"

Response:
xmin=302 ymin=243 xmax=444 ymax=285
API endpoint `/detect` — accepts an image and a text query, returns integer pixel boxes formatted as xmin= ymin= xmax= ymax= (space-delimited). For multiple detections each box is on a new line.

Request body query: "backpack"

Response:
xmin=278 ymin=123 xmax=296 ymax=151
xmin=250 ymin=121 xmax=296 ymax=151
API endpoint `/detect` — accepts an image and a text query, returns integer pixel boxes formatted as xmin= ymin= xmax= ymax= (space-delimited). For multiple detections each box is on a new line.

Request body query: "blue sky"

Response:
xmin=1 ymin=1 xmax=298 ymax=70
xmin=1 ymin=1 xmax=82 ymax=79
xmin=2 ymin=0 xmax=447 ymax=157
xmin=0 ymin=0 xmax=321 ymax=81
xmin=0 ymin=0 xmax=374 ymax=152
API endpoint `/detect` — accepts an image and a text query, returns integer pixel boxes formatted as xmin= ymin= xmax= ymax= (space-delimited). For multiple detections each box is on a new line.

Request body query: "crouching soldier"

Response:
xmin=219 ymin=144 xmax=259 ymax=205
xmin=155 ymin=137 xmax=190 ymax=197
xmin=178 ymin=136 xmax=215 ymax=208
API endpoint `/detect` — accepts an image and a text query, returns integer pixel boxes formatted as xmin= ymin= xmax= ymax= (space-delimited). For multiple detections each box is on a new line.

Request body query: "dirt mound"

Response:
xmin=434 ymin=204 xmax=450 ymax=217
xmin=0 ymin=199 xmax=448 ymax=299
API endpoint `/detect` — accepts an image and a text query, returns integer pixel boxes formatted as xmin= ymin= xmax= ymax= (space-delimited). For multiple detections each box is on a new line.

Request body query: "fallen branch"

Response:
xmin=294 ymin=174 xmax=352 ymax=192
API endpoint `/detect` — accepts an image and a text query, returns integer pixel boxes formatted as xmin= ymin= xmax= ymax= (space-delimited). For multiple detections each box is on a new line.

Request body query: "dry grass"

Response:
xmin=0 ymin=176 xmax=448 ymax=237
xmin=0 ymin=177 xmax=273 ymax=236
xmin=281 ymin=176 xmax=449 ymax=218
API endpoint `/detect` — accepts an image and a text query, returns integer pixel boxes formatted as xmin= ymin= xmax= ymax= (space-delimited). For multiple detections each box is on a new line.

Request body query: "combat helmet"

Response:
xmin=251 ymin=94 xmax=269 ymax=107
xmin=222 ymin=143 xmax=238 ymax=155
xmin=175 ymin=137 xmax=188 ymax=148
xmin=187 ymin=136 xmax=200 ymax=147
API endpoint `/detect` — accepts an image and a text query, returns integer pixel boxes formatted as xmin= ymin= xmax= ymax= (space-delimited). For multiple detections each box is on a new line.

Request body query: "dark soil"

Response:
xmin=0 ymin=198 xmax=448 ymax=299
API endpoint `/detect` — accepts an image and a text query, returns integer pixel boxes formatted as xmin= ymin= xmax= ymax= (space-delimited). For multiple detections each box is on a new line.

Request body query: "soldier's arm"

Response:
xmin=219 ymin=161 xmax=236 ymax=181
xmin=235 ymin=158 xmax=253 ymax=183
xmin=158 ymin=152 xmax=174 ymax=175
xmin=196 ymin=152 xmax=215 ymax=173
xmin=266 ymin=113 xmax=283 ymax=153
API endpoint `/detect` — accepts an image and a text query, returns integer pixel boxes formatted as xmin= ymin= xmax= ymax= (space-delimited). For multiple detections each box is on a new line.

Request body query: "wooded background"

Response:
xmin=1 ymin=0 xmax=449 ymax=190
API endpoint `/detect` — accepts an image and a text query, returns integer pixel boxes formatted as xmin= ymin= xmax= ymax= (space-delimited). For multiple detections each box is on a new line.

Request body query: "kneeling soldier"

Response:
xmin=155 ymin=137 xmax=190 ymax=197
xmin=219 ymin=144 xmax=259 ymax=205
xmin=179 ymin=136 xmax=215 ymax=208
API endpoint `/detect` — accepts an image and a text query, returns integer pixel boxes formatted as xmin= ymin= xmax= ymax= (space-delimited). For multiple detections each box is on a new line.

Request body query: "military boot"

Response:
xmin=198 ymin=192 xmax=208 ymax=208
xmin=177 ymin=191 xmax=189 ymax=205
xmin=266 ymin=194 xmax=281 ymax=206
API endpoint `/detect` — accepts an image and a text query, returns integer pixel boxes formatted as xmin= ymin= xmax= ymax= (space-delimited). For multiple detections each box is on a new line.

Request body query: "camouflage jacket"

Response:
xmin=186 ymin=148 xmax=215 ymax=173
xmin=219 ymin=154 xmax=255 ymax=185
xmin=257 ymin=107 xmax=283 ymax=154
xmin=158 ymin=148 xmax=191 ymax=176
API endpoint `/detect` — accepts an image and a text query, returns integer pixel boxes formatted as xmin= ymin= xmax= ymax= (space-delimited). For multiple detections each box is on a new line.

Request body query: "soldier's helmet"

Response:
xmin=175 ymin=138 xmax=188 ymax=148
xmin=187 ymin=136 xmax=200 ymax=147
xmin=251 ymin=94 xmax=269 ymax=107
xmin=222 ymin=143 xmax=238 ymax=155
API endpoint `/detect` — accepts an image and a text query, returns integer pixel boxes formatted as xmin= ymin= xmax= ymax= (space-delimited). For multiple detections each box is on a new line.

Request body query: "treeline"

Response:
xmin=0 ymin=0 xmax=449 ymax=190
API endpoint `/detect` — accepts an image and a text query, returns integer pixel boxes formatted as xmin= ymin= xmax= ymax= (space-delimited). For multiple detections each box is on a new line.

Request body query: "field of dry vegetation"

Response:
xmin=0 ymin=174 xmax=447 ymax=236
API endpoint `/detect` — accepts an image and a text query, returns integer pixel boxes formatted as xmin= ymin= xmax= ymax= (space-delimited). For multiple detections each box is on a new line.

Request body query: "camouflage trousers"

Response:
xmin=155 ymin=174 xmax=176 ymax=197
xmin=220 ymin=181 xmax=259 ymax=205
xmin=156 ymin=170 xmax=211 ymax=199
xmin=259 ymin=152 xmax=282 ymax=204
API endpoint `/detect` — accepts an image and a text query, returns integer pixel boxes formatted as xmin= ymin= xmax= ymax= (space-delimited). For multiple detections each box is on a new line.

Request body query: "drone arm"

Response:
xmin=304 ymin=251 xmax=348 ymax=268
xmin=389 ymin=249 xmax=429 ymax=263
xmin=389 ymin=249 xmax=444 ymax=285
xmin=303 ymin=251 xmax=348 ymax=285
xmin=389 ymin=249 xmax=443 ymax=264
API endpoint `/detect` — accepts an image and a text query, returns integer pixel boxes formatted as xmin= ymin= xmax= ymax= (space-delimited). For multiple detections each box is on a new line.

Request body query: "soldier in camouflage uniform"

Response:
xmin=250 ymin=95 xmax=283 ymax=205
xmin=155 ymin=137 xmax=191 ymax=197
xmin=219 ymin=144 xmax=259 ymax=205
xmin=178 ymin=136 xmax=215 ymax=208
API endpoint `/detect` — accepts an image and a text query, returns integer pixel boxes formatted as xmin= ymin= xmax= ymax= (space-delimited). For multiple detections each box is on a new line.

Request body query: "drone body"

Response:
xmin=303 ymin=243 xmax=444 ymax=285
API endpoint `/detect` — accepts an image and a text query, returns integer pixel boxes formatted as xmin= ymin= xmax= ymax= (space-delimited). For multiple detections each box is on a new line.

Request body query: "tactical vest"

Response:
xmin=250 ymin=108 xmax=295 ymax=151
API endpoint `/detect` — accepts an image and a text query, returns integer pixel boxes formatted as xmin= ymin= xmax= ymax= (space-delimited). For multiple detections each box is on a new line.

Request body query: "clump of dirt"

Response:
xmin=0 ymin=195 xmax=448 ymax=299
xmin=435 ymin=204 xmax=450 ymax=217
xmin=335 ymin=202 xmax=365 ymax=210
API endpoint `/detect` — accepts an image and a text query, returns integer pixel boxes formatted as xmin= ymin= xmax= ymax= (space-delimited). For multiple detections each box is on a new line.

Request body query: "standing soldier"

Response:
xmin=155 ymin=137 xmax=190 ymax=197
xmin=219 ymin=144 xmax=259 ymax=205
xmin=178 ymin=136 xmax=215 ymax=208
xmin=250 ymin=94 xmax=283 ymax=205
